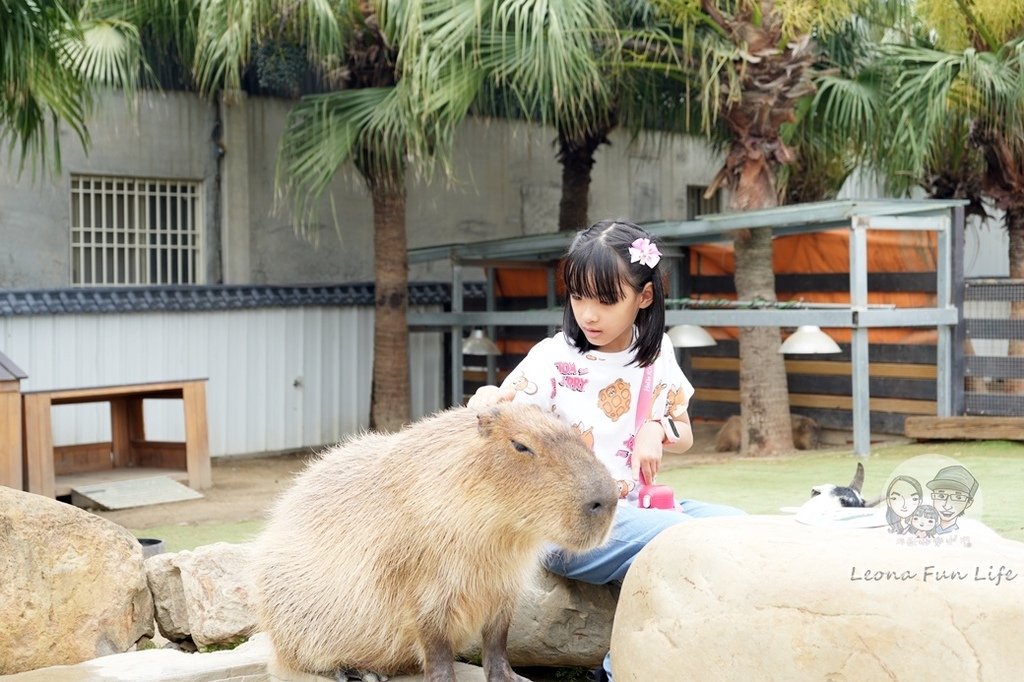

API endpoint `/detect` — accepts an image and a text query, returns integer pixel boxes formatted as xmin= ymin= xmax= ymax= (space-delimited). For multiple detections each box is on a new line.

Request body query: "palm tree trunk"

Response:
xmin=370 ymin=185 xmax=411 ymax=432
xmin=556 ymin=119 xmax=615 ymax=232
xmin=558 ymin=149 xmax=592 ymax=232
xmin=733 ymin=226 xmax=796 ymax=454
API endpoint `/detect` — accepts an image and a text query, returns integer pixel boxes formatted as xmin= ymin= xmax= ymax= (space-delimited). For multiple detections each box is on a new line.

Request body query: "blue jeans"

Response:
xmin=543 ymin=499 xmax=746 ymax=680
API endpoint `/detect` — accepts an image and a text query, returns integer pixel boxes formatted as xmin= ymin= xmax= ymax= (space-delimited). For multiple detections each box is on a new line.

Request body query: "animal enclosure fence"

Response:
xmin=962 ymin=278 xmax=1024 ymax=417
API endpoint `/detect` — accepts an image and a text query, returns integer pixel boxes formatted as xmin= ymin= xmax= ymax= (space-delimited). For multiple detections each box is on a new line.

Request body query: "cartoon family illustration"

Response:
xmin=885 ymin=464 xmax=979 ymax=538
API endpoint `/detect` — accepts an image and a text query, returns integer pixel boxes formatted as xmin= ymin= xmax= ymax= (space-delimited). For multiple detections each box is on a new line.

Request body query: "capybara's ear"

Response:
xmin=476 ymin=408 xmax=500 ymax=436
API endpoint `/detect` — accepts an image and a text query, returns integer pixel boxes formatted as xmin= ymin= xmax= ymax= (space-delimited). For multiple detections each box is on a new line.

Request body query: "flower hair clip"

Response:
xmin=629 ymin=237 xmax=662 ymax=268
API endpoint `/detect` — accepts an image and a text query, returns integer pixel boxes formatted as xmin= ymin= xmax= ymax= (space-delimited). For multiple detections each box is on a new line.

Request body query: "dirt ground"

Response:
xmin=93 ymin=421 xmax=857 ymax=531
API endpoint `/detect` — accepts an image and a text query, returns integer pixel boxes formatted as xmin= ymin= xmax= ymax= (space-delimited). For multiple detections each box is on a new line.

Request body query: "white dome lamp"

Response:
xmin=778 ymin=326 xmax=842 ymax=354
xmin=667 ymin=324 xmax=718 ymax=348
xmin=461 ymin=328 xmax=502 ymax=356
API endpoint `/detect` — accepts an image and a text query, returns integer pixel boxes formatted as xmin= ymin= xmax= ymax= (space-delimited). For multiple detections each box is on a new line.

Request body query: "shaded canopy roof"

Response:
xmin=408 ymin=198 xmax=967 ymax=267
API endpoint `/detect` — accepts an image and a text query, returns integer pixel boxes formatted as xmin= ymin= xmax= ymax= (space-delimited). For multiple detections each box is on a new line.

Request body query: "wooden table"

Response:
xmin=21 ymin=379 xmax=211 ymax=498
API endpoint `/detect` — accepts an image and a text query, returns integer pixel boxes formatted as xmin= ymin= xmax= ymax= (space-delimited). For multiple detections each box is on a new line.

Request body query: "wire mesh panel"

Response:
xmin=70 ymin=175 xmax=203 ymax=286
xmin=963 ymin=279 xmax=1024 ymax=415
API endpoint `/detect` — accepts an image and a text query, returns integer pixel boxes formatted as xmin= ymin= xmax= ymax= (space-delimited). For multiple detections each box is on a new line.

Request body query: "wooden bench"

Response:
xmin=21 ymin=379 xmax=211 ymax=498
xmin=905 ymin=416 xmax=1024 ymax=441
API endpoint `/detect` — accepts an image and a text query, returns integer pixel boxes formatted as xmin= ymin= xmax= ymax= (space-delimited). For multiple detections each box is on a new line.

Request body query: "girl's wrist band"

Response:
xmin=644 ymin=417 xmax=680 ymax=445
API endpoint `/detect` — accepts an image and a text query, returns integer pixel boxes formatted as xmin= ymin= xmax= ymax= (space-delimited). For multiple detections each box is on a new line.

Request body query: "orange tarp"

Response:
xmin=492 ymin=229 xmax=941 ymax=350
xmin=690 ymin=230 xmax=939 ymax=344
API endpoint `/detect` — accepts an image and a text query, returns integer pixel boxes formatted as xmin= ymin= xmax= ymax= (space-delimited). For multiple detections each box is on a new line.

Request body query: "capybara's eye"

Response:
xmin=511 ymin=440 xmax=534 ymax=456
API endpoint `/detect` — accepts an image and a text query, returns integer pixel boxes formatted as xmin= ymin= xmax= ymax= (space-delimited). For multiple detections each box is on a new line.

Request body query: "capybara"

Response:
xmin=714 ymin=413 xmax=822 ymax=452
xmin=252 ymin=402 xmax=619 ymax=682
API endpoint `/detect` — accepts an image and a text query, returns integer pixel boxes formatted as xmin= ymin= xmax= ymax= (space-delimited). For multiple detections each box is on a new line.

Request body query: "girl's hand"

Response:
xmin=467 ymin=386 xmax=516 ymax=409
xmin=631 ymin=420 xmax=666 ymax=485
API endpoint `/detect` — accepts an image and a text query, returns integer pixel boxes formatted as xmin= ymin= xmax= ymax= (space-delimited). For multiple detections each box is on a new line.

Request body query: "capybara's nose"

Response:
xmin=585 ymin=488 xmax=618 ymax=517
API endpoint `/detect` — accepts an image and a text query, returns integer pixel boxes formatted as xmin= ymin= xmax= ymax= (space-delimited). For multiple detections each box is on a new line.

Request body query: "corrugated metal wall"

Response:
xmin=0 ymin=307 xmax=444 ymax=458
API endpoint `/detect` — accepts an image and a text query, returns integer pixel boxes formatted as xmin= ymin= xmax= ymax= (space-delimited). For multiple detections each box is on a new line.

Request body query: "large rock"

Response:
xmin=612 ymin=515 xmax=1024 ymax=681
xmin=0 ymin=487 xmax=154 ymax=674
xmin=0 ymin=633 xmax=488 ymax=682
xmin=0 ymin=632 xmax=273 ymax=682
xmin=462 ymin=570 xmax=618 ymax=667
xmin=146 ymin=541 xmax=257 ymax=649
xmin=147 ymin=540 xmax=616 ymax=665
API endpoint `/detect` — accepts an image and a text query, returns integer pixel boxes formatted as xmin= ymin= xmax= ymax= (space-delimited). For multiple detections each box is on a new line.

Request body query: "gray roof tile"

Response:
xmin=0 ymin=283 xmax=486 ymax=317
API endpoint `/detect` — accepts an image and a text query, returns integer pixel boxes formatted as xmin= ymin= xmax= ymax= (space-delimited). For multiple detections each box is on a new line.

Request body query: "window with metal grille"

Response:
xmin=70 ymin=175 xmax=204 ymax=286
xmin=686 ymin=185 xmax=721 ymax=220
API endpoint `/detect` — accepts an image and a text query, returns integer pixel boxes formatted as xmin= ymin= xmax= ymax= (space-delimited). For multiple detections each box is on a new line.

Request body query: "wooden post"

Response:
xmin=0 ymin=352 xmax=27 ymax=490
xmin=21 ymin=392 xmax=55 ymax=498
xmin=183 ymin=380 xmax=212 ymax=489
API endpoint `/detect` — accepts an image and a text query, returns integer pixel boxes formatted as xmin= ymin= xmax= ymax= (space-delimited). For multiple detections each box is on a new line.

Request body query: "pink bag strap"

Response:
xmin=634 ymin=364 xmax=655 ymax=485
xmin=634 ymin=364 xmax=655 ymax=433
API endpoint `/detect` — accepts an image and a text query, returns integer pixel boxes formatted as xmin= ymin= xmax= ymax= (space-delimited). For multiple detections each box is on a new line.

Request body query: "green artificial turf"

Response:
xmin=131 ymin=519 xmax=266 ymax=553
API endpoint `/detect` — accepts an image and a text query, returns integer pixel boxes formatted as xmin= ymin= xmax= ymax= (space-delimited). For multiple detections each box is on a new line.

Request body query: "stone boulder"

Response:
xmin=0 ymin=486 xmax=154 ymax=675
xmin=462 ymin=570 xmax=618 ymax=667
xmin=612 ymin=515 xmax=1024 ymax=681
xmin=145 ymin=541 xmax=257 ymax=649
xmin=147 ymin=540 xmax=617 ymax=664
xmin=0 ymin=632 xmax=273 ymax=682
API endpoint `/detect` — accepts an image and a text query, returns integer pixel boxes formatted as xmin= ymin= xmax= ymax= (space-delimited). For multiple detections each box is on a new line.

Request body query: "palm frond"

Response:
xmin=476 ymin=0 xmax=618 ymax=133
xmin=275 ymin=86 xmax=418 ymax=236
xmin=1 ymin=0 xmax=91 ymax=179
xmin=193 ymin=0 xmax=270 ymax=95
xmin=66 ymin=19 xmax=144 ymax=96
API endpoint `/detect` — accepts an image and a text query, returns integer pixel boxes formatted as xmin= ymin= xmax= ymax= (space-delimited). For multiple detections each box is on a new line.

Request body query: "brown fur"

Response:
xmin=714 ymin=414 xmax=822 ymax=452
xmin=253 ymin=403 xmax=618 ymax=681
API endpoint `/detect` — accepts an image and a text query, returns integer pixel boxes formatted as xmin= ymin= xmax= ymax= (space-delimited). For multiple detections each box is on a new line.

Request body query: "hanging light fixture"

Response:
xmin=667 ymin=324 xmax=718 ymax=348
xmin=778 ymin=326 xmax=842 ymax=354
xmin=461 ymin=328 xmax=502 ymax=355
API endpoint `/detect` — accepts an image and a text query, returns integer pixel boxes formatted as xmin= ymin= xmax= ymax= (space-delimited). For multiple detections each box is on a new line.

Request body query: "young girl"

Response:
xmin=469 ymin=220 xmax=744 ymax=678
xmin=910 ymin=504 xmax=939 ymax=539
xmin=468 ymin=219 xmax=745 ymax=679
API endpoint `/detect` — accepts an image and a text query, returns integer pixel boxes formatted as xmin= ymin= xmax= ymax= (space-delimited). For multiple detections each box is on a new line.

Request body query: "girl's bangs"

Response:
xmin=563 ymin=246 xmax=625 ymax=303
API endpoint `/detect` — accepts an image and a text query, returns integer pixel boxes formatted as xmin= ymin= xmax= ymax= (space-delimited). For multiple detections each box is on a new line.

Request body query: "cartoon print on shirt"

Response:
xmin=646 ymin=381 xmax=667 ymax=420
xmin=667 ymin=385 xmax=689 ymax=419
xmin=554 ymin=361 xmax=589 ymax=392
xmin=507 ymin=372 xmax=538 ymax=396
xmin=572 ymin=421 xmax=595 ymax=451
xmin=598 ymin=378 xmax=631 ymax=422
xmin=614 ymin=479 xmax=635 ymax=499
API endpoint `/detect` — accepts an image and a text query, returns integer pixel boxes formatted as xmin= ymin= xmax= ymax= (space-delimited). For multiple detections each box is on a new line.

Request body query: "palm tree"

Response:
xmin=877 ymin=2 xmax=1024 ymax=391
xmin=626 ymin=0 xmax=868 ymax=455
xmin=439 ymin=0 xmax=621 ymax=232
xmin=1 ymin=1 xmax=91 ymax=179
xmin=189 ymin=1 xmax=486 ymax=432
xmin=466 ymin=1 xmax=702 ymax=233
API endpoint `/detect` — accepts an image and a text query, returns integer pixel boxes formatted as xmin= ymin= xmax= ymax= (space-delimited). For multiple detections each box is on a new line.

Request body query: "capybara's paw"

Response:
xmin=334 ymin=670 xmax=389 ymax=682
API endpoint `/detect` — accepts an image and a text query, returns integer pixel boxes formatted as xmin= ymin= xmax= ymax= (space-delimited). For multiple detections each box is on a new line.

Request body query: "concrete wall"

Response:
xmin=1 ymin=90 xmax=725 ymax=290
xmin=0 ymin=91 xmax=220 ymax=288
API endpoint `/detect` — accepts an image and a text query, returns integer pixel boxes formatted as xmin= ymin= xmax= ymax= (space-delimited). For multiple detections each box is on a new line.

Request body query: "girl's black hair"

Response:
xmin=561 ymin=219 xmax=667 ymax=367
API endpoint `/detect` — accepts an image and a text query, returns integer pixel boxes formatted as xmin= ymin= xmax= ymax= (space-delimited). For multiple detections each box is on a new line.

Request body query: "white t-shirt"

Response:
xmin=500 ymin=331 xmax=694 ymax=501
